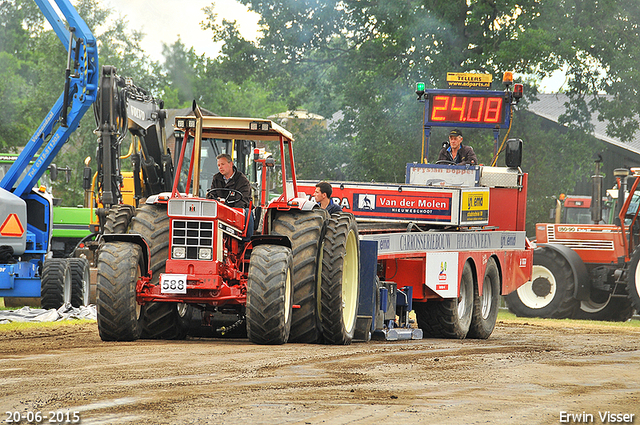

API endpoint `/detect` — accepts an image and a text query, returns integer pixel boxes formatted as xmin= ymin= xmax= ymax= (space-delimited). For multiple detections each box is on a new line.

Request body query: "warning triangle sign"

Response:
xmin=0 ymin=213 xmax=25 ymax=237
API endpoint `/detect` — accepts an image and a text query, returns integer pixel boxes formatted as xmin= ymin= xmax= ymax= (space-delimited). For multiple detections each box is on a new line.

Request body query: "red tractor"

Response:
xmin=95 ymin=108 xmax=361 ymax=344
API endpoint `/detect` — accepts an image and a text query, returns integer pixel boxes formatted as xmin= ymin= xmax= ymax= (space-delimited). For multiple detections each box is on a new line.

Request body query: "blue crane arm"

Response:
xmin=0 ymin=0 xmax=98 ymax=197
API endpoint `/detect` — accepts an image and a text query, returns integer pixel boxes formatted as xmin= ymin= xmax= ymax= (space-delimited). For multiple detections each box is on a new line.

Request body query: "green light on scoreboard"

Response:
xmin=416 ymin=82 xmax=425 ymax=92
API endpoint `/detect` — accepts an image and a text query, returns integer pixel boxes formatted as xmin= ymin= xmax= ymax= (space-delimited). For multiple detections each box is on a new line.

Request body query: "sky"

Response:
xmin=103 ymin=0 xmax=261 ymax=60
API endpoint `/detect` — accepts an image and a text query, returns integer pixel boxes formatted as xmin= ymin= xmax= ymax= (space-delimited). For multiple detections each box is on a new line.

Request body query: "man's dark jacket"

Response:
xmin=437 ymin=143 xmax=478 ymax=165
xmin=209 ymin=166 xmax=252 ymax=208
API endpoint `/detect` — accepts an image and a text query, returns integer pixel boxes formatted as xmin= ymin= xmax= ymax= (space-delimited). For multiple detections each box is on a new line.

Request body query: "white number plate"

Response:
xmin=160 ymin=274 xmax=188 ymax=294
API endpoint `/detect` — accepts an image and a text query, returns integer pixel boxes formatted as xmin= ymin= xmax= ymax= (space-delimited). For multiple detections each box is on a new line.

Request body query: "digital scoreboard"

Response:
xmin=429 ymin=94 xmax=504 ymax=125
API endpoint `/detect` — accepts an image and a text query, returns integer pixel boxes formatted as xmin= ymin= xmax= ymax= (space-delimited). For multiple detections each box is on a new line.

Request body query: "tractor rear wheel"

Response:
xmin=68 ymin=257 xmax=90 ymax=307
xmin=130 ymin=203 xmax=182 ymax=338
xmin=468 ymin=258 xmax=500 ymax=339
xmin=415 ymin=261 xmax=474 ymax=339
xmin=271 ymin=209 xmax=327 ymax=343
xmin=41 ymin=258 xmax=72 ymax=309
xmin=320 ymin=213 xmax=360 ymax=345
xmin=246 ymin=244 xmax=294 ymax=345
xmin=627 ymin=247 xmax=640 ymax=313
xmin=104 ymin=204 xmax=135 ymax=234
xmin=505 ymin=247 xmax=579 ymax=318
xmin=96 ymin=242 xmax=143 ymax=341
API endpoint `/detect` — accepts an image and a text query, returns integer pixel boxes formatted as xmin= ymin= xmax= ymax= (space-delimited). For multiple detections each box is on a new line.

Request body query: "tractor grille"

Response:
xmin=546 ymin=224 xmax=615 ymax=250
xmin=172 ymin=220 xmax=214 ymax=260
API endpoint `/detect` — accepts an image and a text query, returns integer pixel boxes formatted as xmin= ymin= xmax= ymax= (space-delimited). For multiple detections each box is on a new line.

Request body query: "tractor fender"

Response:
xmin=250 ymin=234 xmax=292 ymax=250
xmin=536 ymin=243 xmax=590 ymax=301
xmin=100 ymin=233 xmax=151 ymax=278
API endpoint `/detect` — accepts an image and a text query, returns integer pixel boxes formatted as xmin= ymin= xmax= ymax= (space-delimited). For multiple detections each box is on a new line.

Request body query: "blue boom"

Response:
xmin=0 ymin=0 xmax=98 ymax=301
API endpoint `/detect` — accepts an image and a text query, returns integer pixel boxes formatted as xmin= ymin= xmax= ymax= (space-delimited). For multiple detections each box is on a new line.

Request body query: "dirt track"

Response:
xmin=1 ymin=318 xmax=639 ymax=425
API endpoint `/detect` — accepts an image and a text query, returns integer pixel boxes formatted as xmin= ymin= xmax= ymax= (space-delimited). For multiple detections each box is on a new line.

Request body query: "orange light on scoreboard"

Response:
xmin=429 ymin=95 xmax=504 ymax=124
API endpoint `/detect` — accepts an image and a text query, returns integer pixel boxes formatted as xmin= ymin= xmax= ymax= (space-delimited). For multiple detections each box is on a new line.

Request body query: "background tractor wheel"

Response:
xmin=130 ymin=203 xmax=182 ymax=338
xmin=572 ymin=295 xmax=634 ymax=321
xmin=67 ymin=257 xmax=90 ymax=307
xmin=505 ymin=247 xmax=579 ymax=318
xmin=140 ymin=303 xmax=188 ymax=339
xmin=246 ymin=244 xmax=294 ymax=345
xmin=96 ymin=242 xmax=143 ymax=341
xmin=468 ymin=258 xmax=500 ymax=339
xmin=415 ymin=261 xmax=474 ymax=339
xmin=104 ymin=204 xmax=135 ymax=234
xmin=627 ymin=247 xmax=640 ymax=313
xmin=41 ymin=258 xmax=72 ymax=309
xmin=271 ymin=209 xmax=327 ymax=343
xmin=320 ymin=213 xmax=360 ymax=345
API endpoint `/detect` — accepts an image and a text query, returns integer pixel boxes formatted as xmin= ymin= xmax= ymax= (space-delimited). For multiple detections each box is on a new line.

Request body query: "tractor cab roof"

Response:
xmin=174 ymin=115 xmax=294 ymax=143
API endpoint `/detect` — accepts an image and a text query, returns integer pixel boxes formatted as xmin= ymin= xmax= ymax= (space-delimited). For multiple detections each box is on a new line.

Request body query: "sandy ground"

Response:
xmin=1 ymin=318 xmax=639 ymax=425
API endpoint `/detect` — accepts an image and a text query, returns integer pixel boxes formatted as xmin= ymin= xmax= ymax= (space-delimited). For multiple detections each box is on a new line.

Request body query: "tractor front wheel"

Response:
xmin=96 ymin=242 xmax=143 ymax=341
xmin=505 ymin=247 xmax=579 ymax=318
xmin=246 ymin=244 xmax=294 ymax=345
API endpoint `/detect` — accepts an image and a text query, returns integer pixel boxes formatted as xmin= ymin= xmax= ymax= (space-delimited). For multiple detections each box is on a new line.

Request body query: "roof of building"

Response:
xmin=526 ymin=93 xmax=640 ymax=155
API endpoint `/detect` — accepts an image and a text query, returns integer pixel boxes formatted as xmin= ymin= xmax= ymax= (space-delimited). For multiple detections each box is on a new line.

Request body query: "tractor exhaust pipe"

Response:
xmin=591 ymin=156 xmax=603 ymax=224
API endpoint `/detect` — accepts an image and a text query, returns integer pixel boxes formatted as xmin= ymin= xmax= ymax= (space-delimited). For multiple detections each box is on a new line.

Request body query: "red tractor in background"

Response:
xmin=96 ymin=106 xmax=361 ymax=344
xmin=506 ymin=162 xmax=640 ymax=321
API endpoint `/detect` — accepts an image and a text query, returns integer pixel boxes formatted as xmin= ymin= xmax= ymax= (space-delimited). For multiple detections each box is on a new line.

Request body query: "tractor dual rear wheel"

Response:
xmin=271 ymin=209 xmax=328 ymax=343
xmin=415 ymin=261 xmax=474 ymax=339
xmin=320 ymin=213 xmax=360 ymax=345
xmin=246 ymin=244 xmax=294 ymax=345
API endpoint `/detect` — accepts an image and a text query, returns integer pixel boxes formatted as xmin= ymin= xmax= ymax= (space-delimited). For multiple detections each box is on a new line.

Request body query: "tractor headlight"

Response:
xmin=173 ymin=246 xmax=186 ymax=259
xmin=199 ymin=248 xmax=212 ymax=260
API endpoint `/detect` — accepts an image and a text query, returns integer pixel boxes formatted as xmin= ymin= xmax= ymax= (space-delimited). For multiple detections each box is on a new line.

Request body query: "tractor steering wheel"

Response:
xmin=435 ymin=160 xmax=457 ymax=165
xmin=206 ymin=187 xmax=246 ymax=206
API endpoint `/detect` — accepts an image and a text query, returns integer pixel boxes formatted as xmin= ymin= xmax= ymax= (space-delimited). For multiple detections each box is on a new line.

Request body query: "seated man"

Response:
xmin=437 ymin=129 xmax=478 ymax=166
xmin=209 ymin=153 xmax=252 ymax=208
xmin=209 ymin=153 xmax=253 ymax=239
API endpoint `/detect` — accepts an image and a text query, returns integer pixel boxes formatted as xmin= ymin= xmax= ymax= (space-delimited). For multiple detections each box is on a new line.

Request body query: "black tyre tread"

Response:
xmin=104 ymin=204 xmax=135 ymax=234
xmin=140 ymin=303 xmax=188 ymax=339
xmin=572 ymin=297 xmax=635 ymax=321
xmin=415 ymin=262 xmax=474 ymax=339
xmin=41 ymin=258 xmax=70 ymax=310
xmin=271 ymin=209 xmax=327 ymax=343
xmin=68 ymin=257 xmax=90 ymax=307
xmin=468 ymin=258 xmax=500 ymax=339
xmin=96 ymin=242 xmax=142 ymax=341
xmin=626 ymin=247 xmax=640 ymax=313
xmin=320 ymin=213 xmax=360 ymax=345
xmin=246 ymin=245 xmax=294 ymax=345
xmin=505 ymin=247 xmax=578 ymax=318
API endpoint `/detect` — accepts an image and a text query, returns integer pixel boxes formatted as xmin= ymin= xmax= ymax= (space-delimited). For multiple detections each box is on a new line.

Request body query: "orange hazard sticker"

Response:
xmin=0 ymin=213 xmax=25 ymax=237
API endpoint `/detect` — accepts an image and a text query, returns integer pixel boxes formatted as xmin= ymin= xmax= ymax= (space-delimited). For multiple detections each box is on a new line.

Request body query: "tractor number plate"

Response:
xmin=160 ymin=274 xmax=188 ymax=294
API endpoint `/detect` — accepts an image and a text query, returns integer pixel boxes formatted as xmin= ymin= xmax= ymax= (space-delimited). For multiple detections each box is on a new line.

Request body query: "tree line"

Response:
xmin=1 ymin=0 xmax=638 ymax=234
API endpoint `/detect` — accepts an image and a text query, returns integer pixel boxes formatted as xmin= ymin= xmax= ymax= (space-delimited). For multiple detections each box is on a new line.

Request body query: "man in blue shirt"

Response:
xmin=314 ymin=181 xmax=342 ymax=214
